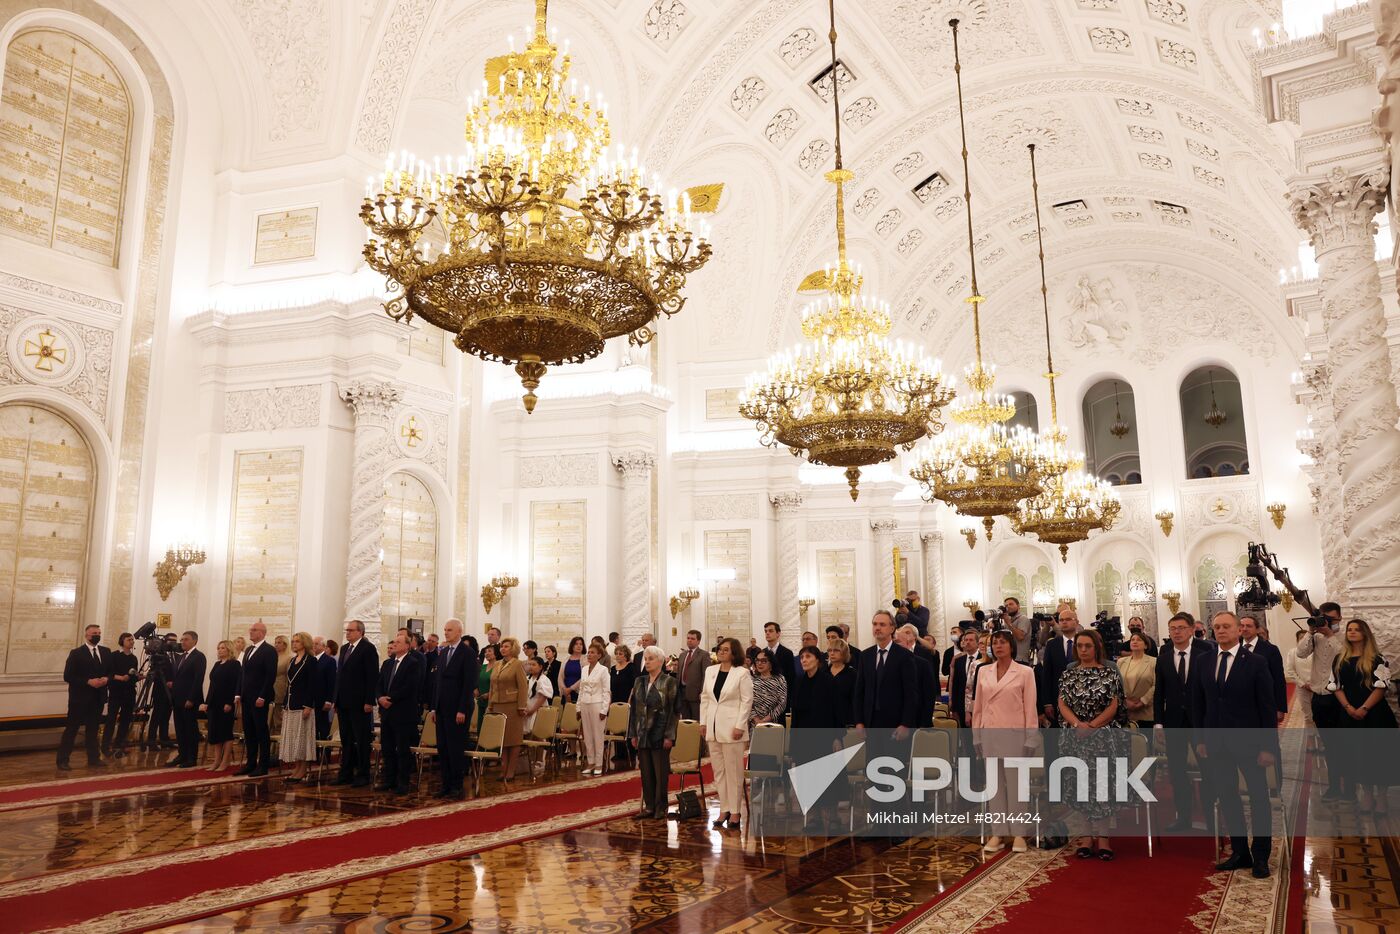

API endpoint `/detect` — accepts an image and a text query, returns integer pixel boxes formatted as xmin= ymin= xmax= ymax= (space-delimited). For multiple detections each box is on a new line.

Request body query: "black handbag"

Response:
xmin=673 ymin=789 xmax=703 ymax=819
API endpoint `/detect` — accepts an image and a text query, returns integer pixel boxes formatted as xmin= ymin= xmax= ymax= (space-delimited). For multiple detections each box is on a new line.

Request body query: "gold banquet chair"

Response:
xmin=554 ymin=702 xmax=582 ymax=764
xmin=521 ymin=705 xmax=561 ymax=781
xmin=603 ymin=702 xmax=633 ymax=772
xmin=670 ymin=719 xmax=706 ymax=800
xmin=465 ymin=712 xmax=507 ymax=798
xmin=411 ymin=714 xmax=439 ymax=789
xmin=743 ymin=723 xmax=786 ymax=837
xmin=314 ymin=712 xmax=340 ymax=786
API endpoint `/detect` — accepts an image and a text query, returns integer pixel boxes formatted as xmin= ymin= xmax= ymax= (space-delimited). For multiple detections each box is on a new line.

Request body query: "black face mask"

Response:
xmin=87 ymin=633 xmax=101 ymax=646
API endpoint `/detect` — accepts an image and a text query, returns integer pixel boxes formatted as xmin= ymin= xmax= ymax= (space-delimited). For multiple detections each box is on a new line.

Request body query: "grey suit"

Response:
xmin=675 ymin=646 xmax=710 ymax=720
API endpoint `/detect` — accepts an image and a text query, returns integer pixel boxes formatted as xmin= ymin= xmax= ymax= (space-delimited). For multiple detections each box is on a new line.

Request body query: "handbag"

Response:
xmin=673 ymin=789 xmax=703 ymax=819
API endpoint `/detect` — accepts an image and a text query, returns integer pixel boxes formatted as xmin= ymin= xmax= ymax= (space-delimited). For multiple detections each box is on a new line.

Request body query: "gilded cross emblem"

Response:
xmin=1210 ymin=497 xmax=1230 ymax=518
xmin=23 ymin=329 xmax=66 ymax=372
xmin=400 ymin=415 xmax=422 ymax=448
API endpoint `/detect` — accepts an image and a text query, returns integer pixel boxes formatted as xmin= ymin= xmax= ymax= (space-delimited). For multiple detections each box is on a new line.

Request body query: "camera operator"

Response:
xmin=102 ymin=633 xmax=138 ymax=759
xmin=995 ymin=597 xmax=1032 ymax=662
xmin=142 ymin=632 xmax=178 ymax=751
xmin=892 ymin=591 xmax=930 ymax=637
xmin=1297 ymin=601 xmax=1346 ymax=801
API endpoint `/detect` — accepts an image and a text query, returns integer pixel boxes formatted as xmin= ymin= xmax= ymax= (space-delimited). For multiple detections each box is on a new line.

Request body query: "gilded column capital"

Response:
xmin=1287 ymin=165 xmax=1390 ymax=254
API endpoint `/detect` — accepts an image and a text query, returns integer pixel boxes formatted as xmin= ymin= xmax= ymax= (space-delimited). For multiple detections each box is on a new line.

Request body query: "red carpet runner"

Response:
xmin=3 ymin=768 xmax=705 ymax=932
xmin=0 ymin=767 xmax=243 ymax=812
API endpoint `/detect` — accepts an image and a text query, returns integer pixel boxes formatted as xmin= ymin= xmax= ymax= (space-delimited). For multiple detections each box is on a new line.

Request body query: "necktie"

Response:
xmin=1177 ymin=650 xmax=1186 ymax=684
xmin=877 ymin=647 xmax=887 ymax=677
xmin=442 ymin=645 xmax=453 ymax=668
xmin=91 ymin=646 xmax=99 ymax=665
xmin=1216 ymin=650 xmax=1231 ymax=688
xmin=682 ymin=649 xmax=691 ymax=684
xmin=387 ymin=656 xmax=398 ymax=687
xmin=1065 ymin=638 xmax=1071 ymax=658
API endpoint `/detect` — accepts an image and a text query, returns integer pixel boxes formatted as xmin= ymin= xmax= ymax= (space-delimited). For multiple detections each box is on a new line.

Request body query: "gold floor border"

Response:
xmin=0 ymin=772 xmax=253 ymax=813
xmin=899 ymin=847 xmax=1063 ymax=933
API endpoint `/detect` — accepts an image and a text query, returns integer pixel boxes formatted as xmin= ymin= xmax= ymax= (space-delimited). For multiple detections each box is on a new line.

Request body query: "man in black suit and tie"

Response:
xmin=169 ymin=631 xmax=207 ymax=768
xmin=896 ymin=624 xmax=937 ymax=727
xmin=375 ymin=628 xmax=425 ymax=794
xmin=1154 ymin=611 xmax=1216 ymax=830
xmin=761 ymin=622 xmax=796 ymax=704
xmin=853 ymin=610 xmax=919 ymax=737
xmin=235 ymin=621 xmax=278 ymax=776
xmin=334 ymin=618 xmax=379 ymax=787
xmin=57 ymin=624 xmax=111 ymax=770
xmin=432 ymin=618 xmax=479 ymax=797
xmin=948 ymin=630 xmax=984 ymax=727
xmin=1191 ymin=611 xmax=1279 ymax=879
xmin=1238 ymin=615 xmax=1287 ymax=724
xmin=675 ymin=629 xmax=710 ymax=720
xmin=1036 ymin=606 xmax=1081 ymax=725
xmin=312 ymin=636 xmax=337 ymax=742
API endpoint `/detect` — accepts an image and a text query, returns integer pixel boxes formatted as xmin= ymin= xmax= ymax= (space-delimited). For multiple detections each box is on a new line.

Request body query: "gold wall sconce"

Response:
xmin=669 ymin=587 xmax=700 ymax=618
xmin=1163 ymin=590 xmax=1181 ymax=614
xmin=1058 ymin=596 xmax=1078 ymax=610
xmin=798 ymin=597 xmax=816 ymax=617
xmin=960 ymin=527 xmax=977 ymax=549
xmin=1155 ymin=510 xmax=1174 ymax=537
xmin=962 ymin=599 xmax=980 ymax=616
xmin=154 ymin=545 xmax=206 ymax=601
xmin=481 ymin=574 xmax=519 ymax=614
xmin=1267 ymin=502 xmax=1286 ymax=529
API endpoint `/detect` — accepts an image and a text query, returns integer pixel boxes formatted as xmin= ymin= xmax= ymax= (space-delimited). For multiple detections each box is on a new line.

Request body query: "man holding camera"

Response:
xmin=1296 ymin=602 xmax=1345 ymax=800
xmin=894 ymin=591 xmax=930 ymax=638
xmin=998 ymin=597 xmax=1032 ymax=663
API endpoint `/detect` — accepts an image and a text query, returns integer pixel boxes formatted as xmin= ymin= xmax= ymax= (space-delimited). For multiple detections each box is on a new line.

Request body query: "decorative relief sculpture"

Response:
xmin=1064 ymin=275 xmax=1131 ymax=348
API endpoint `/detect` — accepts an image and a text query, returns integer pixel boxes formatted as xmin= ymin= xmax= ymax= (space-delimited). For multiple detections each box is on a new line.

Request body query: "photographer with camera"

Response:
xmin=999 ymin=597 xmax=1032 ymax=662
xmin=1297 ymin=601 xmax=1346 ymax=800
xmin=891 ymin=591 xmax=930 ymax=637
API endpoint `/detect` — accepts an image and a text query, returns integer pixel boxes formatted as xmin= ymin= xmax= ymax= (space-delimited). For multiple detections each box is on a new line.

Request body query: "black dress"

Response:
xmin=205 ymin=659 xmax=240 ymax=744
xmin=791 ymin=667 xmax=844 ymax=810
xmin=1331 ymin=654 xmax=1397 ymax=786
xmin=611 ymin=664 xmax=637 ymax=715
xmin=830 ymin=665 xmax=857 ymax=727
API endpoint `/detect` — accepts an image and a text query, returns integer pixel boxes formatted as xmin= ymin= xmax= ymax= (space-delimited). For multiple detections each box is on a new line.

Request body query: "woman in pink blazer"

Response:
xmin=971 ymin=630 xmax=1040 ymax=853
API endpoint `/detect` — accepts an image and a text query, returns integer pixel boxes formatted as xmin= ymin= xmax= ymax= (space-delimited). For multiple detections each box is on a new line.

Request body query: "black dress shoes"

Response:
xmin=249 ymin=767 xmax=269 ymax=777
xmin=1164 ymin=819 xmax=1192 ymax=833
xmin=234 ymin=766 xmax=255 ymax=777
xmin=373 ymin=783 xmax=394 ymax=792
xmin=1252 ymin=863 xmax=1271 ymax=878
xmin=1215 ymin=854 xmax=1255 ymax=872
xmin=166 ymin=758 xmax=183 ymax=768
xmin=56 ymin=762 xmax=72 ymax=771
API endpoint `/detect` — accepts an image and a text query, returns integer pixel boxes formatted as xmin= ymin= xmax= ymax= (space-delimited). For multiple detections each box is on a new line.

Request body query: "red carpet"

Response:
xmin=0 ymin=766 xmax=241 ymax=811
xmin=3 ymin=767 xmax=706 ymax=932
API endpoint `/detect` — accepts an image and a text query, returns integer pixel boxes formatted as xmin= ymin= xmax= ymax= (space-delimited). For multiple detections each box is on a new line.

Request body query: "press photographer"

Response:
xmin=891 ymin=590 xmax=930 ymax=637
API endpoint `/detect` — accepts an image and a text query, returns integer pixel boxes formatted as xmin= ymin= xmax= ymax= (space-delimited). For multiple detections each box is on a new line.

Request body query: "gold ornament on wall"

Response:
xmin=960 ymin=526 xmax=977 ymax=549
xmin=1155 ymin=509 xmax=1174 ymax=537
xmin=798 ymin=597 xmax=816 ymax=616
xmin=481 ymin=573 xmax=519 ymax=614
xmin=154 ymin=545 xmax=206 ymax=601
xmin=669 ymin=587 xmax=699 ymax=618
xmin=1163 ymin=590 xmax=1181 ymax=614
xmin=1267 ymin=502 xmax=1286 ymax=529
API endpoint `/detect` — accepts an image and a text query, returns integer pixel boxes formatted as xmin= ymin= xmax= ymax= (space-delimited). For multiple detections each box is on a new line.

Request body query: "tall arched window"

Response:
xmin=1180 ymin=365 xmax=1249 ymax=478
xmin=0 ymin=403 xmax=96 ymax=673
xmin=1126 ymin=559 xmax=1157 ymax=637
xmin=381 ymin=472 xmax=438 ymax=633
xmin=999 ymin=566 xmax=1028 ymax=607
xmin=1008 ymin=391 xmax=1039 ymax=434
xmin=1093 ymin=562 xmax=1123 ymax=619
xmin=1030 ymin=565 xmax=1056 ymax=615
xmin=1082 ymin=379 xmax=1141 ymax=485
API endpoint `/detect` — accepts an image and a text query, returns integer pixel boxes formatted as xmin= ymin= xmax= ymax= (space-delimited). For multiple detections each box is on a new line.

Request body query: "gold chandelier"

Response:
xmin=739 ymin=0 xmax=954 ymax=501
xmin=1010 ymin=144 xmax=1120 ymax=561
xmin=909 ymin=19 xmax=1051 ymax=538
xmin=359 ymin=0 xmax=712 ymax=412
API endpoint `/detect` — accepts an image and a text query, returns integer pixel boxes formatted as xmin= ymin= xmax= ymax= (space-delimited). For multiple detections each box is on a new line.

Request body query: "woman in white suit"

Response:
xmin=971 ymin=630 xmax=1039 ymax=853
xmin=699 ymin=636 xmax=753 ymax=829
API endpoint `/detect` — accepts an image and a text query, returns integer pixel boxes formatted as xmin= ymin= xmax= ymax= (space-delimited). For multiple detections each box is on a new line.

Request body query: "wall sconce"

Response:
xmin=798 ymin=597 xmax=816 ymax=617
xmin=1058 ymin=596 xmax=1078 ymax=610
xmin=154 ymin=545 xmax=206 ymax=601
xmin=480 ymin=573 xmax=519 ymax=614
xmin=960 ymin=527 xmax=977 ymax=549
xmin=669 ymin=587 xmax=700 ymax=618
xmin=1276 ymin=588 xmax=1294 ymax=612
xmin=1267 ymin=502 xmax=1286 ymax=529
xmin=962 ymin=599 xmax=980 ymax=616
xmin=1163 ymin=590 xmax=1181 ymax=614
xmin=1155 ymin=510 xmax=1174 ymax=537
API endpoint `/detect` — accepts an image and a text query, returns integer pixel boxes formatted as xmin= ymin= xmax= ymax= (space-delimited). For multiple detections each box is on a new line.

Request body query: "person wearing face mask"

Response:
xmin=58 ymin=625 xmax=111 ymax=770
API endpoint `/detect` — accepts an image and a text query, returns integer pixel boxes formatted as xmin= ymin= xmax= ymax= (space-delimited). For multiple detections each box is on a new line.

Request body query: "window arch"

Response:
xmin=0 ymin=28 xmax=134 ymax=266
xmin=381 ymin=472 xmax=438 ymax=633
xmin=1179 ymin=365 xmax=1248 ymax=478
xmin=1030 ymin=565 xmax=1056 ymax=615
xmin=1093 ymin=562 xmax=1123 ymax=619
xmin=999 ymin=566 xmax=1028 ymax=608
xmin=0 ymin=402 xmax=96 ymax=674
xmin=1082 ymin=379 xmax=1141 ymax=485
xmin=1008 ymin=391 xmax=1039 ymax=434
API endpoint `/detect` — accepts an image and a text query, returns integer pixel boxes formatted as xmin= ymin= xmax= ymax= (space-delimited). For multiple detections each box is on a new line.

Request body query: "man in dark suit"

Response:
xmin=675 ymin=629 xmax=710 ymax=720
xmin=761 ymin=622 xmax=796 ymax=703
xmin=375 ymin=628 xmax=425 ymax=794
xmin=1191 ymin=611 xmax=1279 ymax=879
xmin=948 ymin=630 xmax=983 ymax=726
xmin=312 ymin=636 xmax=337 ymax=742
xmin=1154 ymin=611 xmax=1216 ymax=830
xmin=1238 ymin=615 xmax=1287 ymax=724
xmin=853 ymin=610 xmax=919 ymax=737
xmin=432 ymin=618 xmax=479 ymax=797
xmin=57 ymin=624 xmax=111 ymax=770
xmin=168 ymin=631 xmax=206 ymax=768
xmin=235 ymin=621 xmax=278 ymax=776
xmin=903 ymin=590 xmax=931 ymax=637
xmin=334 ymin=618 xmax=380 ymax=787
xmin=1036 ymin=606 xmax=1082 ymax=725
xmin=896 ymin=624 xmax=937 ymax=727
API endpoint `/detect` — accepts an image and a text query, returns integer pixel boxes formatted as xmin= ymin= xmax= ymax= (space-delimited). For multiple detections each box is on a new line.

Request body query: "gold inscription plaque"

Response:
xmin=225 ymin=449 xmax=302 ymax=641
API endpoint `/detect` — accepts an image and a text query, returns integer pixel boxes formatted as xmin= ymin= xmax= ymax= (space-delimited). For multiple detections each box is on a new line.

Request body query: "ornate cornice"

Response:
xmin=770 ymin=490 xmax=804 ymax=514
xmin=340 ymin=380 xmax=402 ymax=420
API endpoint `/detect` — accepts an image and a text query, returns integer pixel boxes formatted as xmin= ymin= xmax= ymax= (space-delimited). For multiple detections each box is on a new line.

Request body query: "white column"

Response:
xmin=921 ymin=531 xmax=946 ymax=634
xmin=614 ymin=450 xmax=656 ymax=644
xmin=340 ymin=379 xmax=402 ymax=647
xmin=771 ymin=491 xmax=803 ymax=646
xmin=1297 ymin=363 xmax=1348 ymax=594
xmin=1290 ymin=166 xmax=1400 ymax=646
xmin=872 ymin=518 xmax=898 ymax=607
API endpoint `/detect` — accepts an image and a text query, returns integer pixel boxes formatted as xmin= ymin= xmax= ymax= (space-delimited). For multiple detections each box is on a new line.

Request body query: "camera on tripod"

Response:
xmin=134 ymin=620 xmax=176 ymax=657
xmin=1093 ymin=611 xmax=1124 ymax=656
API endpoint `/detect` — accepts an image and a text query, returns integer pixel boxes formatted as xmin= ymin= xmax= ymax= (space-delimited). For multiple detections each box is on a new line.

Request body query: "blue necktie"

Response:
xmin=1215 ymin=650 xmax=1230 ymax=689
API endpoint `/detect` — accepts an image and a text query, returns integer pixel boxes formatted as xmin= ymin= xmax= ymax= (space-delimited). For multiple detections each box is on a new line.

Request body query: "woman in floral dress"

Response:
xmin=1058 ymin=628 xmax=1127 ymax=860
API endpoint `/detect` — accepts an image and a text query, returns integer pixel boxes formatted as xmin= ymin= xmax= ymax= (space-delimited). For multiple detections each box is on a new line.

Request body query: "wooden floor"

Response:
xmin=1 ymin=743 xmax=1395 ymax=932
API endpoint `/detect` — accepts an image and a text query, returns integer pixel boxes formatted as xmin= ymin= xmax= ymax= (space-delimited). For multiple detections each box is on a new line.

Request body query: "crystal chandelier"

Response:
xmin=739 ymin=0 xmax=955 ymax=501
xmin=1011 ymin=144 xmax=1120 ymax=561
xmin=1109 ymin=382 xmax=1131 ymax=438
xmin=1203 ymin=371 xmax=1228 ymax=428
xmin=908 ymin=19 xmax=1049 ymax=538
xmin=359 ymin=0 xmax=712 ymax=413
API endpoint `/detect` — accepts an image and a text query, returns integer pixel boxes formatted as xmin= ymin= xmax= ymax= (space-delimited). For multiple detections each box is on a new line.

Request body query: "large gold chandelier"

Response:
xmin=739 ymin=0 xmax=955 ymax=501
xmin=359 ymin=0 xmax=711 ymax=412
xmin=908 ymin=19 xmax=1051 ymax=538
xmin=1010 ymin=144 xmax=1120 ymax=560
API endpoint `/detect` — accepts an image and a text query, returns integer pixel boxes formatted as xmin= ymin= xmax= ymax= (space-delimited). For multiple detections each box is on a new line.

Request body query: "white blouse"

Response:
xmin=576 ymin=661 xmax=612 ymax=705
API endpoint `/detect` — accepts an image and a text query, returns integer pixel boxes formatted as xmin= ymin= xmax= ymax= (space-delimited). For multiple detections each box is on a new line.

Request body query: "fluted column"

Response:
xmin=921 ymin=531 xmax=946 ymax=635
xmin=614 ymin=451 xmax=656 ymax=645
xmin=771 ymin=492 xmax=803 ymax=647
xmin=872 ymin=518 xmax=898 ymax=608
xmin=1290 ymin=167 xmax=1400 ymax=644
xmin=340 ymin=380 xmax=403 ymax=646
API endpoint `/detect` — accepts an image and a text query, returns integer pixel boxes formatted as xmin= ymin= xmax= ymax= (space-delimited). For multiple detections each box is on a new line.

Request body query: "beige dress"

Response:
xmin=489 ymin=658 xmax=530 ymax=747
xmin=1116 ymin=654 xmax=1156 ymax=725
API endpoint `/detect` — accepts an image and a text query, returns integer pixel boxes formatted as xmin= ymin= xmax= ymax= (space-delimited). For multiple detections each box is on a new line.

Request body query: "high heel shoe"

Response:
xmin=713 ymin=813 xmax=730 ymax=828
xmin=726 ymin=818 xmax=741 ymax=830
